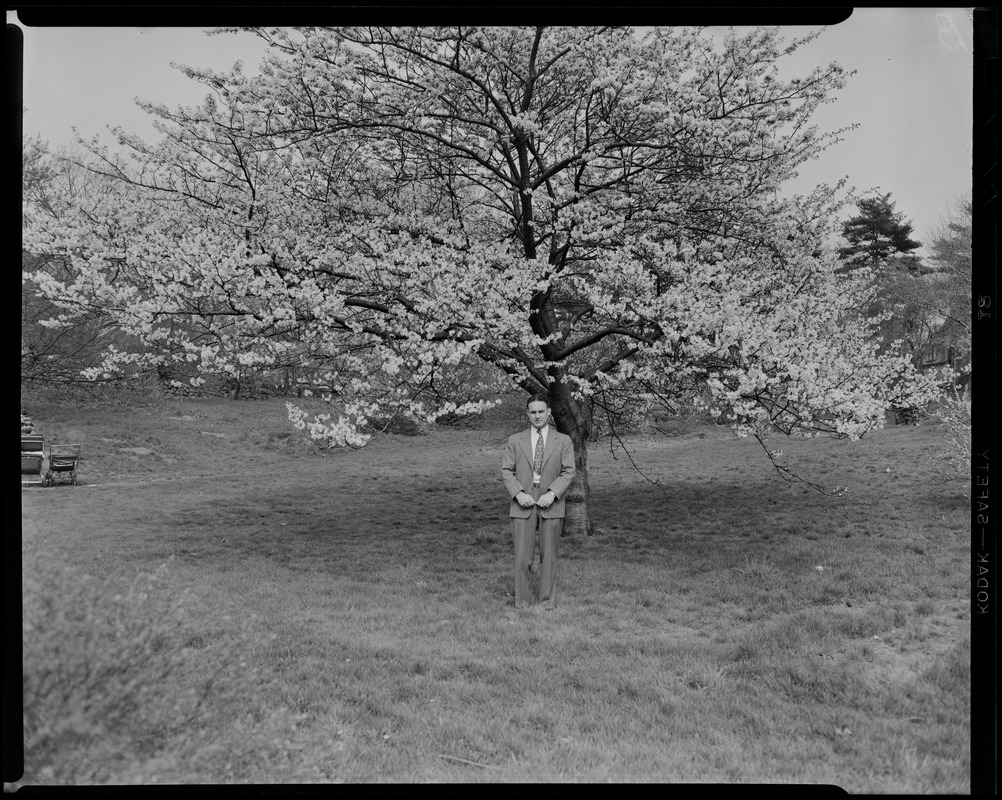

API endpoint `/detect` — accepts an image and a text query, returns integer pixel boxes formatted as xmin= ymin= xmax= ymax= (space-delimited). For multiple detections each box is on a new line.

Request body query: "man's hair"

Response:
xmin=526 ymin=393 xmax=550 ymax=408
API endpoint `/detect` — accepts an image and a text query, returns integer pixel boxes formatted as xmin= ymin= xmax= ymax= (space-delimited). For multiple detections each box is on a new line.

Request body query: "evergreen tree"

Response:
xmin=839 ymin=193 xmax=922 ymax=271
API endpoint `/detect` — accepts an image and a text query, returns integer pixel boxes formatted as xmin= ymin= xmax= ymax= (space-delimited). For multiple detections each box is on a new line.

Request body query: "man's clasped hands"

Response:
xmin=515 ymin=490 xmax=557 ymax=509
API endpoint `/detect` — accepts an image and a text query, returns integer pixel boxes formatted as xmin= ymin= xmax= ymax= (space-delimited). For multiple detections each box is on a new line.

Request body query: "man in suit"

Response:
xmin=501 ymin=394 xmax=576 ymax=610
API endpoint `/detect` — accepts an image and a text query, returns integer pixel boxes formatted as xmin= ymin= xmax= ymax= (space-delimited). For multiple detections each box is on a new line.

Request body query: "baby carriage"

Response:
xmin=43 ymin=444 xmax=81 ymax=486
xmin=21 ymin=434 xmax=44 ymax=476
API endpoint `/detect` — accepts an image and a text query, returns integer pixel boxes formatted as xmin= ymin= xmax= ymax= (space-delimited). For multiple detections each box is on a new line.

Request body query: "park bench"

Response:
xmin=43 ymin=444 xmax=81 ymax=486
xmin=21 ymin=433 xmax=44 ymax=475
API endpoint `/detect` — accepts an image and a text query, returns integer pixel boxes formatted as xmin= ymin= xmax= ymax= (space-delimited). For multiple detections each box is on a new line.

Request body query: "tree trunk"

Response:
xmin=549 ymin=382 xmax=593 ymax=537
xmin=512 ymin=125 xmax=591 ymax=535
xmin=561 ymin=431 xmax=592 ymax=537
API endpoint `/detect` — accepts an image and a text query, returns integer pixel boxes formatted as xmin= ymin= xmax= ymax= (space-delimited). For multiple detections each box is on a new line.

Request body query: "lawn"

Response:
xmin=16 ymin=393 xmax=970 ymax=788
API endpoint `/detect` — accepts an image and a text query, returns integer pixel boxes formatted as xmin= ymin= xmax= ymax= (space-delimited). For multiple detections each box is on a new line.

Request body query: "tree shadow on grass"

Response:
xmin=139 ymin=453 xmax=956 ymax=594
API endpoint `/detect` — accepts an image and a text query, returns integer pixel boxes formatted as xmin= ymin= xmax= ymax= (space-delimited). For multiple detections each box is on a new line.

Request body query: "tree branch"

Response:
xmin=557 ymin=326 xmax=657 ymax=362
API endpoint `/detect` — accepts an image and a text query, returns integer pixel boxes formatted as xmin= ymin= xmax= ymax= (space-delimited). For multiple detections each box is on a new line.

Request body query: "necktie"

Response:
xmin=533 ymin=431 xmax=544 ymax=479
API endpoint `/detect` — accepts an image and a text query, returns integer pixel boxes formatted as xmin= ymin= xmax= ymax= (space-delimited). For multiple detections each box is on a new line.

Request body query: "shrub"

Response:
xmin=933 ymin=383 xmax=971 ymax=493
xmin=20 ymin=555 xmax=313 ymax=785
xmin=21 ymin=557 xmax=211 ymax=783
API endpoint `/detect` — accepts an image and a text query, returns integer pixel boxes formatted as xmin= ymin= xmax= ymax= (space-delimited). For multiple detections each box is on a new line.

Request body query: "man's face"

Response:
xmin=527 ymin=401 xmax=549 ymax=430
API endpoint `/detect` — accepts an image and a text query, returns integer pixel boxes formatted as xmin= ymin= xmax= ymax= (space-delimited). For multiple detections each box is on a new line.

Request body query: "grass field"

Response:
xmin=16 ymin=394 xmax=970 ymax=788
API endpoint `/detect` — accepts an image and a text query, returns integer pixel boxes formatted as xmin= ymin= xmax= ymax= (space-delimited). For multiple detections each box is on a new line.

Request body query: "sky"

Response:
xmin=11 ymin=9 xmax=976 ymax=249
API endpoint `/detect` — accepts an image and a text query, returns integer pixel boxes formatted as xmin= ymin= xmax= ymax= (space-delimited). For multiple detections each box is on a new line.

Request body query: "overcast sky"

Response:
xmin=12 ymin=9 xmax=975 ymax=248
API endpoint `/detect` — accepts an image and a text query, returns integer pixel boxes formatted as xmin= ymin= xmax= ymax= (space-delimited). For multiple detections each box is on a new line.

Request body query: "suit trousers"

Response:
xmin=511 ymin=485 xmax=562 ymax=609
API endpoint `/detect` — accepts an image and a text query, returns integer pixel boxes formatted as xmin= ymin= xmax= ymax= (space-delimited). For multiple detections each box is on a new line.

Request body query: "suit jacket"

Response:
xmin=501 ymin=427 xmax=576 ymax=519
